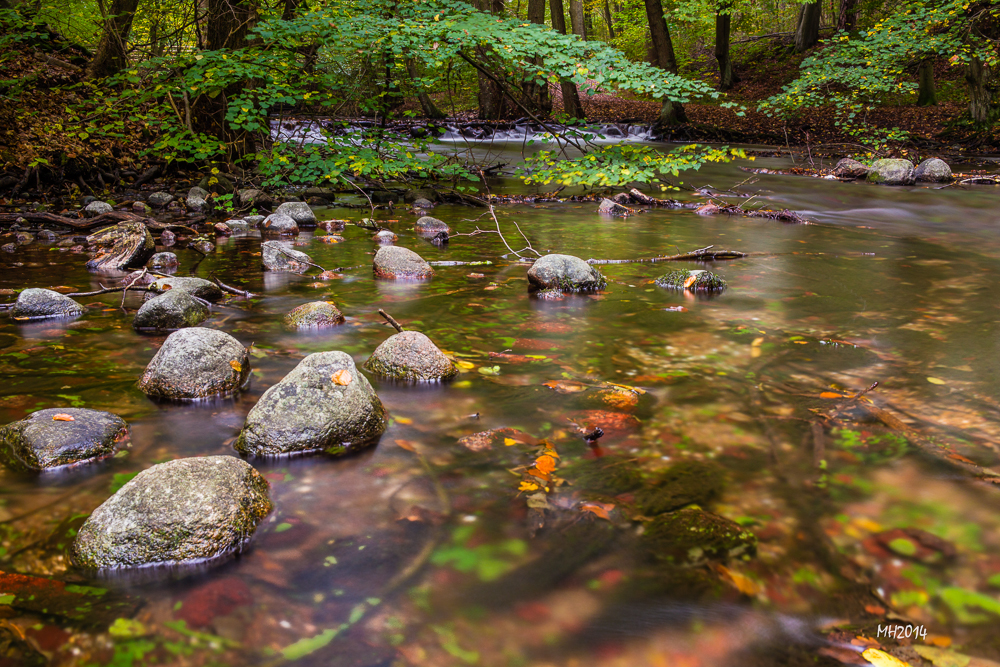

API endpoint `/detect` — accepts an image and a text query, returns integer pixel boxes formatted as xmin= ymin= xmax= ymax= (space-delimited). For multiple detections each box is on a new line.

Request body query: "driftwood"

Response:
xmin=0 ymin=211 xmax=154 ymax=231
xmin=212 ymin=276 xmax=257 ymax=299
xmin=626 ymin=188 xmax=682 ymax=207
xmin=587 ymin=245 xmax=749 ymax=265
xmin=86 ymin=221 xmax=155 ymax=271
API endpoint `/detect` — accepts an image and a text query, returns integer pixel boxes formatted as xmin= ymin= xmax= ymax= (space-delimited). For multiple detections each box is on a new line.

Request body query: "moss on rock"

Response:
xmin=655 ymin=269 xmax=726 ymax=292
xmin=635 ymin=460 xmax=725 ymax=516
xmin=284 ymin=301 xmax=345 ymax=329
xmin=364 ymin=331 xmax=458 ymax=381
xmin=642 ymin=508 xmax=756 ymax=565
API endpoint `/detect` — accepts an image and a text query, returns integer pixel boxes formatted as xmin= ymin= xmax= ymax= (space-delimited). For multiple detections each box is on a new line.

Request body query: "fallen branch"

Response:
xmin=212 ymin=277 xmax=258 ymax=299
xmin=275 ymin=246 xmax=328 ymax=273
xmin=0 ymin=211 xmax=151 ymax=231
xmin=378 ymin=309 xmax=405 ymax=333
xmin=587 ymin=245 xmax=749 ymax=265
xmin=67 ymin=284 xmax=153 ymax=297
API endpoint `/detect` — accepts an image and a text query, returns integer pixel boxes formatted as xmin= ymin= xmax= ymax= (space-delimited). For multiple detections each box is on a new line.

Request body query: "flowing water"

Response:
xmin=2 ymin=151 xmax=1000 ymax=667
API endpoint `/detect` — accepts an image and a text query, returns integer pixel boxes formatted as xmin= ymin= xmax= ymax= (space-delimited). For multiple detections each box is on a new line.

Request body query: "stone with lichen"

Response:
xmin=655 ymin=269 xmax=726 ymax=291
xmin=364 ymin=331 xmax=458 ymax=381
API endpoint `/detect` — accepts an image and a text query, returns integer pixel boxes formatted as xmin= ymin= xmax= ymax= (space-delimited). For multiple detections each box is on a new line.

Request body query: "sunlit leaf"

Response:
xmin=927 ymin=377 xmax=946 ymax=385
xmin=230 ymin=360 xmax=242 ymax=372
xmin=52 ymin=413 xmax=75 ymax=421
xmin=331 ymin=370 xmax=352 ymax=386
xmin=862 ymin=648 xmax=912 ymax=667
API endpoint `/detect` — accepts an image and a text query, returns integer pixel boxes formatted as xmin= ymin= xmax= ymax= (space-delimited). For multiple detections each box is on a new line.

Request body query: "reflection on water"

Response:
xmin=2 ymin=156 xmax=1000 ymax=666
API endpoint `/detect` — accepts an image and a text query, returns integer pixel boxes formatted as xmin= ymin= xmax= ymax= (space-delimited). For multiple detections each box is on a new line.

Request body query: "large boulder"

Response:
xmin=261 ymin=213 xmax=299 ymax=236
xmin=148 ymin=276 xmax=223 ymax=301
xmin=373 ymin=246 xmax=433 ymax=280
xmin=86 ymin=222 xmax=155 ymax=271
xmin=303 ymin=186 xmax=336 ymax=202
xmin=262 ymin=241 xmax=312 ymax=272
xmin=0 ymin=408 xmax=129 ymax=472
xmin=138 ymin=328 xmax=250 ymax=400
xmin=655 ymin=269 xmax=726 ymax=292
xmin=285 ymin=301 xmax=345 ymax=328
xmin=83 ymin=201 xmax=113 ymax=217
xmin=527 ymin=254 xmax=606 ymax=292
xmin=833 ymin=158 xmax=870 ymax=179
xmin=275 ymin=202 xmax=317 ymax=226
xmin=364 ymin=331 xmax=458 ymax=381
xmin=867 ymin=158 xmax=915 ymax=185
xmin=914 ymin=158 xmax=952 ymax=182
xmin=133 ymin=290 xmax=209 ymax=332
xmin=234 ymin=352 xmax=386 ymax=457
xmin=71 ymin=456 xmax=272 ymax=569
xmin=415 ymin=216 xmax=450 ymax=234
xmin=10 ymin=288 xmax=84 ymax=320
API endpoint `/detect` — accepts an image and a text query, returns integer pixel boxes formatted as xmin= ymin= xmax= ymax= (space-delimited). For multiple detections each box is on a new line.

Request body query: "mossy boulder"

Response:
xmin=235 ymin=351 xmax=386 ymax=457
xmin=133 ymin=290 xmax=209 ymax=332
xmin=138 ymin=328 xmax=250 ymax=400
xmin=262 ymin=241 xmax=311 ymax=272
xmin=198 ymin=173 xmax=235 ymax=194
xmin=0 ymin=408 xmax=129 ymax=472
xmin=527 ymin=254 xmax=606 ymax=292
xmin=148 ymin=276 xmax=223 ymax=301
xmin=415 ymin=216 xmax=450 ymax=234
xmin=364 ymin=331 xmax=458 ymax=381
xmin=570 ymin=454 xmax=644 ymax=496
xmin=373 ymin=246 xmax=434 ymax=280
xmin=655 ymin=269 xmax=726 ymax=292
xmin=71 ymin=456 xmax=272 ymax=569
xmin=914 ymin=158 xmax=952 ymax=182
xmin=642 ymin=508 xmax=756 ymax=565
xmin=635 ymin=460 xmax=725 ymax=516
xmin=10 ymin=288 xmax=84 ymax=320
xmin=867 ymin=158 xmax=915 ymax=185
xmin=285 ymin=301 xmax=345 ymax=329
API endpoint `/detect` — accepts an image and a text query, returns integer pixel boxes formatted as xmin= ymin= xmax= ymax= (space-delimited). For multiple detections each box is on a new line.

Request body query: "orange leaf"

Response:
xmin=395 ymin=439 xmax=417 ymax=452
xmin=331 ymin=370 xmax=352 ymax=386
xmin=230 ymin=360 xmax=242 ymax=373
xmin=580 ymin=501 xmax=614 ymax=520
xmin=533 ymin=454 xmax=557 ymax=475
xmin=542 ymin=380 xmax=587 ymax=394
xmin=527 ymin=469 xmax=551 ymax=481
xmin=683 ymin=275 xmax=698 ymax=288
xmin=52 ymin=413 xmax=75 ymax=421
xmin=715 ymin=564 xmax=760 ymax=596
xmin=820 ymin=392 xmax=845 ymax=399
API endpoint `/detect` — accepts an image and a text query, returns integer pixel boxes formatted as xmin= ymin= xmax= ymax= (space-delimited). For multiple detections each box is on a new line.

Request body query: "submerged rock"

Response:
xmin=147 ymin=252 xmax=178 ymax=269
xmin=133 ymin=290 xmax=209 ymax=332
xmin=71 ymin=456 xmax=272 ymax=569
xmin=527 ymin=254 xmax=606 ymax=292
xmin=364 ymin=331 xmax=458 ymax=381
xmin=642 ymin=508 xmax=756 ymax=565
xmin=404 ymin=188 xmax=438 ymax=204
xmin=86 ymin=222 xmax=155 ymax=271
xmin=415 ymin=216 xmax=450 ymax=234
xmin=373 ymin=246 xmax=433 ymax=280
xmin=10 ymin=288 xmax=84 ymax=320
xmin=833 ymin=158 xmax=870 ymax=179
xmin=867 ymin=158 xmax=916 ymax=185
xmin=261 ymin=213 xmax=298 ymax=236
xmin=0 ymin=408 xmax=129 ymax=472
xmin=285 ymin=301 xmax=345 ymax=328
xmin=149 ymin=276 xmax=223 ymax=301
xmin=412 ymin=197 xmax=434 ymax=210
xmin=319 ymin=219 xmax=347 ymax=232
xmin=373 ymin=230 xmax=397 ymax=244
xmin=274 ymin=201 xmax=317 ymax=226
xmin=235 ymin=351 xmax=386 ymax=457
xmin=914 ymin=157 xmax=952 ymax=182
xmin=83 ymin=201 xmax=113 ymax=217
xmin=262 ymin=241 xmax=312 ymax=272
xmin=138 ymin=328 xmax=250 ymax=400
xmin=655 ymin=269 xmax=726 ymax=292
xmin=635 ymin=460 xmax=725 ymax=516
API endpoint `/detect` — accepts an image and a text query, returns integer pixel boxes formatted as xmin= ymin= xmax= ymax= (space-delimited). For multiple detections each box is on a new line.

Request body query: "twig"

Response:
xmin=67 ymin=284 xmax=153 ymax=297
xmin=340 ymin=175 xmax=377 ymax=219
xmin=587 ymin=245 xmax=750 ymax=265
xmin=212 ymin=276 xmax=257 ymax=298
xmin=120 ymin=268 xmax=147 ymax=308
xmin=378 ymin=309 xmax=405 ymax=333
xmin=274 ymin=246 xmax=328 ymax=273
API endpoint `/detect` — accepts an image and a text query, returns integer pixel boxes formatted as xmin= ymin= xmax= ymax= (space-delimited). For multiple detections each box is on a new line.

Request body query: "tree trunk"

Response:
xmin=715 ymin=8 xmax=735 ymax=91
xmin=603 ymin=0 xmax=615 ymax=40
xmin=643 ymin=0 xmax=686 ymax=126
xmin=206 ymin=0 xmax=253 ymax=50
xmin=794 ymin=1 xmax=821 ymax=53
xmin=474 ymin=0 xmax=512 ymax=119
xmin=86 ymin=0 xmax=140 ymax=79
xmin=524 ymin=0 xmax=552 ymax=116
xmin=551 ymin=0 xmax=585 ymax=119
xmin=965 ymin=57 xmax=1000 ymax=124
xmin=407 ymin=60 xmax=447 ymax=119
xmin=837 ymin=0 xmax=858 ymax=31
xmin=569 ymin=0 xmax=586 ymax=39
xmin=917 ymin=59 xmax=937 ymax=107
xmin=646 ymin=37 xmax=657 ymax=66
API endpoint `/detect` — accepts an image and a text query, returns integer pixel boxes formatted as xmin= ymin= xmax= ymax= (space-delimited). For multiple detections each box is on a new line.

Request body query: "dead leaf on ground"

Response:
xmin=714 ymin=564 xmax=761 ymax=596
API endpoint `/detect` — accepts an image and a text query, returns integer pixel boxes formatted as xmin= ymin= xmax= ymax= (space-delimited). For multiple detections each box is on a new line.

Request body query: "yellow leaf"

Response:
xmin=395 ymin=439 xmax=417 ymax=451
xmin=52 ymin=413 xmax=75 ymax=421
xmin=715 ymin=564 xmax=760 ymax=596
xmin=504 ymin=438 xmax=518 ymax=446
xmin=751 ymin=337 xmax=765 ymax=347
xmin=927 ymin=377 xmax=946 ymax=385
xmin=862 ymin=648 xmax=912 ymax=667
xmin=518 ymin=481 xmax=539 ymax=492
xmin=455 ymin=360 xmax=475 ymax=370
xmin=229 ymin=360 xmax=242 ymax=372
xmin=331 ymin=370 xmax=352 ymax=386
xmin=395 ymin=417 xmax=413 ymax=425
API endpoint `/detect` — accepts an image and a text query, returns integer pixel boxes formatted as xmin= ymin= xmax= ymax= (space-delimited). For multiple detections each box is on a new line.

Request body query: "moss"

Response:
xmin=655 ymin=269 xmax=727 ymax=291
xmin=642 ymin=508 xmax=757 ymax=565
xmin=568 ymin=455 xmax=645 ymax=496
xmin=636 ymin=460 xmax=725 ymax=516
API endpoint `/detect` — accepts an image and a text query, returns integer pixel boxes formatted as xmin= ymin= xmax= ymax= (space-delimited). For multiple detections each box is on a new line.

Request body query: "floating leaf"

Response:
xmin=504 ymin=438 xmax=518 ymax=446
xmin=542 ymin=380 xmax=587 ymax=393
xmin=331 ymin=370 xmax=352 ymax=386
xmin=580 ymin=501 xmax=615 ymax=520
xmin=820 ymin=392 xmax=846 ymax=399
xmin=927 ymin=377 xmax=946 ymax=385
xmin=534 ymin=455 xmax=557 ymax=476
xmin=52 ymin=413 xmax=75 ymax=421
xmin=455 ymin=360 xmax=475 ymax=370
xmin=229 ymin=360 xmax=242 ymax=372
xmin=395 ymin=417 xmax=413 ymax=425
xmin=518 ymin=481 xmax=539 ymax=492
xmin=395 ymin=439 xmax=417 ymax=452
xmin=862 ymin=648 xmax=912 ymax=667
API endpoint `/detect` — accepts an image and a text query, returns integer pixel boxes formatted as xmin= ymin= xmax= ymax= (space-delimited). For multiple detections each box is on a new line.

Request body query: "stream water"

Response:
xmin=2 ymin=151 xmax=1000 ymax=667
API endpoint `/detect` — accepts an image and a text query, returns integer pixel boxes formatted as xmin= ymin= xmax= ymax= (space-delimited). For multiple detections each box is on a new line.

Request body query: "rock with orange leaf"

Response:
xmin=655 ymin=269 xmax=726 ymax=292
xmin=0 ymin=408 xmax=130 ymax=472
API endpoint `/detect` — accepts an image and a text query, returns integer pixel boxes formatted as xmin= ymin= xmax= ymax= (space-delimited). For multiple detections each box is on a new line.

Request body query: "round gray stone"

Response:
xmin=188 ymin=186 xmax=210 ymax=200
xmin=225 ymin=219 xmax=250 ymax=233
xmin=147 ymin=192 xmax=174 ymax=208
xmin=133 ymin=290 xmax=209 ymax=332
xmin=285 ymin=301 xmax=345 ymax=328
xmin=186 ymin=195 xmax=208 ymax=212
xmin=373 ymin=230 xmax=397 ymax=244
xmin=83 ymin=201 xmax=113 ymax=217
xmin=148 ymin=276 xmax=223 ymax=301
xmin=71 ymin=456 xmax=272 ymax=569
xmin=245 ymin=215 xmax=266 ymax=228
xmin=235 ymin=351 xmax=386 ymax=457
xmin=527 ymin=254 xmax=606 ymax=292
xmin=262 ymin=213 xmax=299 ymax=236
xmin=0 ymin=408 xmax=129 ymax=472
xmin=147 ymin=252 xmax=178 ymax=269
xmin=138 ymin=328 xmax=250 ymax=400
xmin=914 ymin=158 xmax=952 ymax=182
xmin=364 ymin=331 xmax=458 ymax=381
xmin=262 ymin=241 xmax=312 ymax=272
xmin=11 ymin=288 xmax=84 ymax=320
xmin=415 ymin=216 xmax=450 ymax=234
xmin=833 ymin=158 xmax=870 ymax=179
xmin=373 ymin=246 xmax=433 ymax=280
xmin=275 ymin=201 xmax=317 ymax=226
xmin=867 ymin=159 xmax=915 ymax=185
